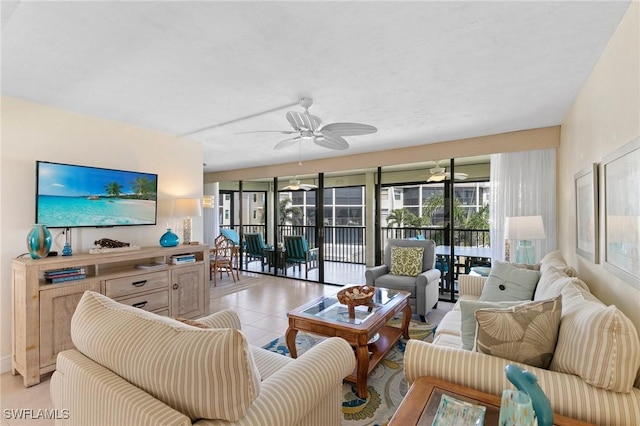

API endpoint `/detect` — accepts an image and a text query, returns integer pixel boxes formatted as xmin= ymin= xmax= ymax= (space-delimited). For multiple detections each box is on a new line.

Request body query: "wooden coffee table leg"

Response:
xmin=285 ymin=327 xmax=298 ymax=358
xmin=401 ymin=304 xmax=412 ymax=339
xmin=355 ymin=344 xmax=370 ymax=398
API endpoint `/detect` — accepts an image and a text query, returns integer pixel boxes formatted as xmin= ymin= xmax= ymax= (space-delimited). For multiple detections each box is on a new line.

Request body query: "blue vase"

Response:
xmin=27 ymin=224 xmax=52 ymax=259
xmin=160 ymin=228 xmax=179 ymax=247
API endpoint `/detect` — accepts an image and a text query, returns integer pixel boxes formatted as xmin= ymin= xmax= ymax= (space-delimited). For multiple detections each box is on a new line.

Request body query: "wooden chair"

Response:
xmin=283 ymin=235 xmax=319 ymax=279
xmin=211 ymin=235 xmax=238 ymax=285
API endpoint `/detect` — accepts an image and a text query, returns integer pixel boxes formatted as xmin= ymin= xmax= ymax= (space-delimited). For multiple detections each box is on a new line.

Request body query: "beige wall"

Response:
xmin=0 ymin=96 xmax=204 ymax=372
xmin=205 ymin=126 xmax=559 ymax=182
xmin=559 ymin=3 xmax=640 ymax=331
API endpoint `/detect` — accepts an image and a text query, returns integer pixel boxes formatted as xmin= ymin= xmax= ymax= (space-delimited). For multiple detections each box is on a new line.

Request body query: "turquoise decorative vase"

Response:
xmin=160 ymin=228 xmax=179 ymax=247
xmin=498 ymin=389 xmax=535 ymax=426
xmin=505 ymin=364 xmax=553 ymax=426
xmin=27 ymin=224 xmax=52 ymax=259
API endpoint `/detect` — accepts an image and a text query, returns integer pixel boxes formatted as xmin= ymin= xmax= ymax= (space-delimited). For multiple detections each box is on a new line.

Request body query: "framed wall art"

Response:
xmin=575 ymin=163 xmax=598 ymax=263
xmin=601 ymin=137 xmax=640 ymax=288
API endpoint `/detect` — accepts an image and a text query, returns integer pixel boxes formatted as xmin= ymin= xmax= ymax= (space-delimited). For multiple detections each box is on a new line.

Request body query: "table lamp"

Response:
xmin=505 ymin=216 xmax=546 ymax=264
xmin=175 ymin=198 xmax=202 ymax=244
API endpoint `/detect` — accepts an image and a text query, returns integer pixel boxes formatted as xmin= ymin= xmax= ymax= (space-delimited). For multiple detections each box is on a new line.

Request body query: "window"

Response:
xmin=292 ymin=192 xmax=304 ymax=205
xmin=335 ymin=187 xmax=362 ymax=205
xmin=403 ymin=187 xmax=419 ymax=206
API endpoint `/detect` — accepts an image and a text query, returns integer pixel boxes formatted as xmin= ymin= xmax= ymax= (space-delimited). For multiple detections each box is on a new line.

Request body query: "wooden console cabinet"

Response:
xmin=11 ymin=244 xmax=210 ymax=387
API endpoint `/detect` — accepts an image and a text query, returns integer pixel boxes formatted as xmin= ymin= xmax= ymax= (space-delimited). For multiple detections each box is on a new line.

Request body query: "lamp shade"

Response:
xmin=174 ymin=198 xmax=202 ymax=217
xmin=505 ymin=216 xmax=546 ymax=240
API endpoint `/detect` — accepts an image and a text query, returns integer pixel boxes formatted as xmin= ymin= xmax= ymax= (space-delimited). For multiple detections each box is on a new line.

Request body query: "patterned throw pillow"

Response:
xmin=474 ymin=295 xmax=562 ymax=369
xmin=459 ymin=300 xmax=525 ymax=350
xmin=390 ymin=246 xmax=424 ymax=276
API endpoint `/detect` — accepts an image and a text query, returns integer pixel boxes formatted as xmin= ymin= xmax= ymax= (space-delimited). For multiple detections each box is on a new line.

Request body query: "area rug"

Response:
xmin=262 ymin=318 xmax=436 ymax=426
xmin=210 ymin=275 xmax=262 ymax=299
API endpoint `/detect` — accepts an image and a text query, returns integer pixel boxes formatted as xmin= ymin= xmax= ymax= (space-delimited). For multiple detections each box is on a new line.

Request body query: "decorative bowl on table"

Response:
xmin=337 ymin=285 xmax=375 ymax=318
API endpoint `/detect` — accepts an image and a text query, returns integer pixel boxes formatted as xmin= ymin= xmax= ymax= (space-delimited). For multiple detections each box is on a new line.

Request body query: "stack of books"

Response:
xmin=171 ymin=254 xmax=196 ymax=265
xmin=45 ymin=267 xmax=86 ymax=283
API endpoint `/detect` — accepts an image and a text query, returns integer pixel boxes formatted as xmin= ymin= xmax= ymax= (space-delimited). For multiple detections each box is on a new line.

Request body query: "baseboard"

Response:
xmin=1 ymin=354 xmax=13 ymax=374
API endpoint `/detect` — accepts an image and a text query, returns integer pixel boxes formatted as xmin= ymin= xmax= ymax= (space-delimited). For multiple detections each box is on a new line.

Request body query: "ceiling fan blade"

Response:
xmin=273 ymin=136 xmax=301 ymax=150
xmin=236 ymin=130 xmax=297 ymax=135
xmin=453 ymin=173 xmax=468 ymax=180
xmin=427 ymin=175 xmax=446 ymax=182
xmin=299 ymin=184 xmax=318 ymax=191
xmin=320 ymin=122 xmax=377 ymax=136
xmin=286 ymin=112 xmax=322 ymax=131
xmin=314 ymin=134 xmax=349 ymax=150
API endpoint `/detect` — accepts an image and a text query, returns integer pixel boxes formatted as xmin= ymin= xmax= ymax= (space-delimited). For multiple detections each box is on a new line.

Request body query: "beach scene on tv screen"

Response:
xmin=37 ymin=162 xmax=157 ymax=227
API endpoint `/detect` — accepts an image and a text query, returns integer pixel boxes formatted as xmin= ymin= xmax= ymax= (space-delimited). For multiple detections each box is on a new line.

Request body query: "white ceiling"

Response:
xmin=1 ymin=1 xmax=630 ymax=173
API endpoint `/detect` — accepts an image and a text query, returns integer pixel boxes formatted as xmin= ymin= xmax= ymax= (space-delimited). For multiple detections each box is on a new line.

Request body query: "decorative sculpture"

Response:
xmin=94 ymin=238 xmax=131 ymax=249
xmin=505 ymin=364 xmax=553 ymax=426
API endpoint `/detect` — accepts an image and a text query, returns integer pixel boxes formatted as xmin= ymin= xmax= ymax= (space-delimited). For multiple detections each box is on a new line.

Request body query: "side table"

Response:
xmin=389 ymin=376 xmax=594 ymax=426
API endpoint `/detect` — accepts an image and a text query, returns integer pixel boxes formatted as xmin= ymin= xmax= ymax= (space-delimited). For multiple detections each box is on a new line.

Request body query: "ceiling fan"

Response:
xmin=241 ymin=97 xmax=377 ymax=151
xmin=427 ymin=161 xmax=468 ymax=182
xmin=282 ymin=177 xmax=317 ymax=191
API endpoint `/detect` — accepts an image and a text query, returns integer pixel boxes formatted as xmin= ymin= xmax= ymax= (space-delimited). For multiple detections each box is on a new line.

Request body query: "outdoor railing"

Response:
xmin=220 ymin=224 xmax=489 ymax=266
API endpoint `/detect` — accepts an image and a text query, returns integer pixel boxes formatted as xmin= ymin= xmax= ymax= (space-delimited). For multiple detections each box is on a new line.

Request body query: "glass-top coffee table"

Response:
xmin=286 ymin=286 xmax=411 ymax=398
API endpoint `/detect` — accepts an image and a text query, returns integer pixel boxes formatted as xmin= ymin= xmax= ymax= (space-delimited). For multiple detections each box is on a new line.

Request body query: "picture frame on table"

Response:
xmin=575 ymin=164 xmax=599 ymax=263
xmin=601 ymin=137 xmax=640 ymax=289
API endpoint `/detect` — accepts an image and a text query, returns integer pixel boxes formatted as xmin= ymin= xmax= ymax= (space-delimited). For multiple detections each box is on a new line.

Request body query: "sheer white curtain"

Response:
xmin=490 ymin=148 xmax=557 ymax=262
xmin=203 ymin=182 xmax=219 ymax=246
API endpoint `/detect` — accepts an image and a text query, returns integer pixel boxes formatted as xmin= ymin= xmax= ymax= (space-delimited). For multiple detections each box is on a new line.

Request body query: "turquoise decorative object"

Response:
xmin=62 ymin=242 xmax=73 ymax=256
xmin=498 ymin=389 xmax=535 ymax=426
xmin=505 ymin=364 xmax=553 ymax=426
xmin=27 ymin=224 xmax=52 ymax=259
xmin=160 ymin=228 xmax=179 ymax=247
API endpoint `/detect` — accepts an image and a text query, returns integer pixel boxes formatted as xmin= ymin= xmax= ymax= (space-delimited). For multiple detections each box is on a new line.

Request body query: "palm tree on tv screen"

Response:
xmin=132 ymin=176 xmax=156 ymax=200
xmin=105 ymin=182 xmax=123 ymax=198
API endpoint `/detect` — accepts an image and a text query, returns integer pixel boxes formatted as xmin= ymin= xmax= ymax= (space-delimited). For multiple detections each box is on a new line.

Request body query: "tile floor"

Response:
xmin=1 ymin=272 xmax=452 ymax=426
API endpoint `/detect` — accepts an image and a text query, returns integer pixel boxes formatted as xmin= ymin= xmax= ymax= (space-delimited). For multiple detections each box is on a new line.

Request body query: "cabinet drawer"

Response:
xmin=116 ymin=290 xmax=169 ymax=312
xmin=105 ymin=271 xmax=169 ymax=298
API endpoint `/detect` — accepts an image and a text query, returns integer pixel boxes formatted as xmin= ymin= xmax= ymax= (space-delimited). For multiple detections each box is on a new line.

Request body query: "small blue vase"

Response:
xmin=160 ymin=228 xmax=179 ymax=247
xmin=27 ymin=224 xmax=52 ymax=259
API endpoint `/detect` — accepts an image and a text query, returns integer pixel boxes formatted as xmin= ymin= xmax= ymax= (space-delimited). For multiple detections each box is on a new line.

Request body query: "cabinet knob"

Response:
xmin=173 ymin=283 xmax=179 ymax=290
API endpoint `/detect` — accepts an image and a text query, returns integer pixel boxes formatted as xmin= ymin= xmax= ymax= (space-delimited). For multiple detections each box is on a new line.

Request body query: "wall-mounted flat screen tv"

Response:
xmin=36 ymin=161 xmax=158 ymax=228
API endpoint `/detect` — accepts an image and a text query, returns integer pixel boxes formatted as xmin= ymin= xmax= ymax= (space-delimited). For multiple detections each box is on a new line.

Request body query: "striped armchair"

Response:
xmin=51 ymin=291 xmax=356 ymax=426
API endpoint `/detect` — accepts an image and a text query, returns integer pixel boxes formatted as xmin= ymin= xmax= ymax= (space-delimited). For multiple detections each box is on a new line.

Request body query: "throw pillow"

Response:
xmin=475 ymin=295 xmax=562 ymax=369
xmin=174 ymin=317 xmax=210 ymax=328
xmin=459 ymin=300 xmax=524 ymax=350
xmin=540 ymin=251 xmax=577 ymax=276
xmin=390 ymin=246 xmax=424 ymax=276
xmin=72 ymin=291 xmax=261 ymax=421
xmin=534 ymin=266 xmax=590 ymax=301
xmin=479 ymin=261 xmax=540 ymax=302
xmin=550 ymin=283 xmax=640 ymax=393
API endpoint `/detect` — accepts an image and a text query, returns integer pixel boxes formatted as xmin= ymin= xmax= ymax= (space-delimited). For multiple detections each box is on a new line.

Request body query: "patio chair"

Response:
xmin=283 ymin=235 xmax=319 ymax=279
xmin=211 ymin=234 xmax=238 ymax=285
xmin=365 ymin=238 xmax=440 ymax=322
xmin=244 ymin=233 xmax=269 ymax=271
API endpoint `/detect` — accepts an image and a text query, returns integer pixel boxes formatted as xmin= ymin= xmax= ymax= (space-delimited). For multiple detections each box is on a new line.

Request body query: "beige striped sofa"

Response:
xmin=50 ymin=291 xmax=356 ymax=426
xmin=404 ymin=252 xmax=640 ymax=426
